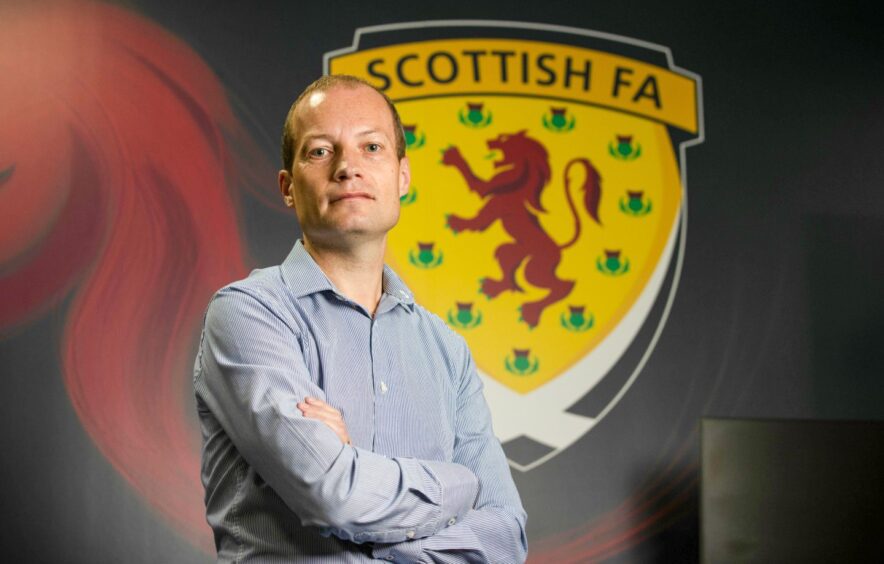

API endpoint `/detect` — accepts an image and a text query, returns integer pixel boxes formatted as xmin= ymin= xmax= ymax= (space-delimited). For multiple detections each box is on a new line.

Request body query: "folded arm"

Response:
xmin=371 ymin=340 xmax=528 ymax=563
xmin=196 ymin=287 xmax=479 ymax=544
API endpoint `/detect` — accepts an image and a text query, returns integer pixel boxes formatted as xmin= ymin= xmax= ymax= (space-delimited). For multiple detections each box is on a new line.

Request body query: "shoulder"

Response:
xmin=206 ymin=266 xmax=296 ymax=333
xmin=411 ymin=302 xmax=468 ymax=348
xmin=406 ymin=301 xmax=473 ymax=379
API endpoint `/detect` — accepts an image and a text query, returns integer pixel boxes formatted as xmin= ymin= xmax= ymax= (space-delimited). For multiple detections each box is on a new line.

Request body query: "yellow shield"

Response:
xmin=329 ymin=30 xmax=700 ymax=397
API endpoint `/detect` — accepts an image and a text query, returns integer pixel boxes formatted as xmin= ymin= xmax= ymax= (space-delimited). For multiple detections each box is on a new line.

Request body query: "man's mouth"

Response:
xmin=330 ymin=192 xmax=373 ymax=203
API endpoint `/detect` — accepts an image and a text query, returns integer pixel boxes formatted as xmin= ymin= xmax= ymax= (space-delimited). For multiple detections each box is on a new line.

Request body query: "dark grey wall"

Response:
xmin=1 ymin=1 xmax=882 ymax=562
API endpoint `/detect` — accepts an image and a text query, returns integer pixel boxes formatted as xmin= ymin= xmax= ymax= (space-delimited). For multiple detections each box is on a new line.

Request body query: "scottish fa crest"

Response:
xmin=326 ymin=22 xmax=703 ymax=471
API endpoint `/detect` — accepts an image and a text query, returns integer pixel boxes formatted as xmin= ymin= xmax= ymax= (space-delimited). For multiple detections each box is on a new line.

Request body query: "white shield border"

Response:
xmin=325 ymin=20 xmax=705 ymax=472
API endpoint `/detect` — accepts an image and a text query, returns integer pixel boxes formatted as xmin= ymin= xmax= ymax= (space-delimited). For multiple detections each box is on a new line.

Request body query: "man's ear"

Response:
xmin=279 ymin=170 xmax=296 ymax=208
xmin=398 ymin=157 xmax=411 ymax=198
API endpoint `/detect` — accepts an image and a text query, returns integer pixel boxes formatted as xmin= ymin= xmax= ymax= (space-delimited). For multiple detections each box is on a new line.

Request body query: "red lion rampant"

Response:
xmin=442 ymin=130 xmax=602 ymax=327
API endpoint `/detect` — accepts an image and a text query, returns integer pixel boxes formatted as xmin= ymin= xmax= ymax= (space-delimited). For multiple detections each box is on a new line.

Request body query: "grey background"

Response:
xmin=1 ymin=0 xmax=882 ymax=562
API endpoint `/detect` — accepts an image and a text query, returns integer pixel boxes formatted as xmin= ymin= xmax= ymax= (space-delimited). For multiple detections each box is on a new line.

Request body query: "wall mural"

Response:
xmin=2 ymin=1 xmax=882 ymax=563
xmin=327 ymin=23 xmax=702 ymax=473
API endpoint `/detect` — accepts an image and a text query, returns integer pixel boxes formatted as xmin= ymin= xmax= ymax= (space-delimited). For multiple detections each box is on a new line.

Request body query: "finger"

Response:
xmin=303 ymin=397 xmax=342 ymax=416
xmin=301 ymin=411 xmax=350 ymax=444
xmin=300 ymin=409 xmax=344 ymax=431
xmin=298 ymin=398 xmax=334 ymax=412
xmin=301 ymin=410 xmax=343 ymax=431
xmin=304 ymin=396 xmax=330 ymax=408
xmin=298 ymin=405 xmax=337 ymax=421
xmin=298 ymin=399 xmax=351 ymax=444
xmin=298 ymin=403 xmax=343 ymax=421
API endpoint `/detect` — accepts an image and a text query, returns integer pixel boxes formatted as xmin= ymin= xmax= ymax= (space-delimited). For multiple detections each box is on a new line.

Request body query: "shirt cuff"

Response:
xmin=418 ymin=459 xmax=479 ymax=528
xmin=371 ymin=537 xmax=424 ymax=562
xmin=346 ymin=458 xmax=478 ymax=545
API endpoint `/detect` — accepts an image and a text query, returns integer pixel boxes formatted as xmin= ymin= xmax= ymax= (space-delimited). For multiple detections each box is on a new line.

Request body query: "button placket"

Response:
xmin=369 ymin=316 xmax=379 ymax=451
xmin=374 ymin=319 xmax=387 ymax=396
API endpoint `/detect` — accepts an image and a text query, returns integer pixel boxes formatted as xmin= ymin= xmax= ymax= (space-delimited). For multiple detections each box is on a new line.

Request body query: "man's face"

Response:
xmin=279 ymin=85 xmax=410 ymax=249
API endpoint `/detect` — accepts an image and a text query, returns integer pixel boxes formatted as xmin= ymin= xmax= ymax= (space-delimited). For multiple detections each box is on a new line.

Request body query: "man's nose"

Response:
xmin=333 ymin=147 xmax=360 ymax=181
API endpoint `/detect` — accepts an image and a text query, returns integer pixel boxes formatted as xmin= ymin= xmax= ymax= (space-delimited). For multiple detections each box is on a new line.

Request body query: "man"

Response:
xmin=193 ymin=75 xmax=528 ymax=563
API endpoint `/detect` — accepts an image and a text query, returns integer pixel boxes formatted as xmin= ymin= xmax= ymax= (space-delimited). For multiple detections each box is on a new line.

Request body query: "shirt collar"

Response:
xmin=381 ymin=263 xmax=415 ymax=309
xmin=280 ymin=239 xmax=415 ymax=310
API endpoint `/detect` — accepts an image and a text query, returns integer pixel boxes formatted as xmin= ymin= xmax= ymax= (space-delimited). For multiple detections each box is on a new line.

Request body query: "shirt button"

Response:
xmin=406 ymin=530 xmax=415 ymax=539
xmin=380 ymin=381 xmax=388 ymax=394
xmin=448 ymin=517 xmax=457 ymax=526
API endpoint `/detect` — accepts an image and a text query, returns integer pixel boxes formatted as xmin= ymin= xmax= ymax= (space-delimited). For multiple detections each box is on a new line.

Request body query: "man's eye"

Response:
xmin=366 ymin=143 xmax=381 ymax=153
xmin=309 ymin=148 xmax=329 ymax=157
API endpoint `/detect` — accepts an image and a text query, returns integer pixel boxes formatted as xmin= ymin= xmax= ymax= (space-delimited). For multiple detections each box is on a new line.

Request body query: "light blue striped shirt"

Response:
xmin=194 ymin=240 xmax=527 ymax=562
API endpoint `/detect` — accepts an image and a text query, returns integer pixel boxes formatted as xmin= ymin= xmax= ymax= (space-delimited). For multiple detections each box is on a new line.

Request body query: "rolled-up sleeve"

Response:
xmin=195 ymin=287 xmax=479 ymax=544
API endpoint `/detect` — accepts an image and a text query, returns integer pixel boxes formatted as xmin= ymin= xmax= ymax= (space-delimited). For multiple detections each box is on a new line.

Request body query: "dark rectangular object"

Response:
xmin=701 ymin=418 xmax=884 ymax=563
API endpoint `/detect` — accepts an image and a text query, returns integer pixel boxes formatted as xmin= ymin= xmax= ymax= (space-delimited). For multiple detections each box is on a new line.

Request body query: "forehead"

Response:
xmin=293 ymin=85 xmax=393 ymax=139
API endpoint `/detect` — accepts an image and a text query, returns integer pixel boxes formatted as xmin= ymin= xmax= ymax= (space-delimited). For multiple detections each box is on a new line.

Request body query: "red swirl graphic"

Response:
xmin=0 ymin=0 xmax=273 ymax=551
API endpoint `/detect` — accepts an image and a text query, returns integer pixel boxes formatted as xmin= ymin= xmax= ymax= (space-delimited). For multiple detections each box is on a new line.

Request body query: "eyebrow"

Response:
xmin=300 ymin=134 xmax=332 ymax=146
xmin=301 ymin=129 xmax=387 ymax=144
xmin=354 ymin=129 xmax=384 ymax=138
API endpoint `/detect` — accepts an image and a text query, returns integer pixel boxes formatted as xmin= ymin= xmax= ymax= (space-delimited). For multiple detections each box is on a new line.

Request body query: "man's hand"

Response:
xmin=297 ymin=397 xmax=351 ymax=445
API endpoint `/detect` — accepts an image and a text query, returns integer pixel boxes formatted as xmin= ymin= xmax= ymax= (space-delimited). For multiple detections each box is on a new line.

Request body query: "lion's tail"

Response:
xmin=560 ymin=158 xmax=602 ymax=249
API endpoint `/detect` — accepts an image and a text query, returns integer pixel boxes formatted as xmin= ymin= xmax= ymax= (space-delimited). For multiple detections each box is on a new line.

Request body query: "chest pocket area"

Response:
xmin=378 ymin=345 xmax=456 ymax=461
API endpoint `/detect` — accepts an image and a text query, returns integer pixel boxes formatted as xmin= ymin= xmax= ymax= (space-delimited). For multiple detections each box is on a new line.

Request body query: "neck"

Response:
xmin=302 ymin=235 xmax=386 ymax=316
